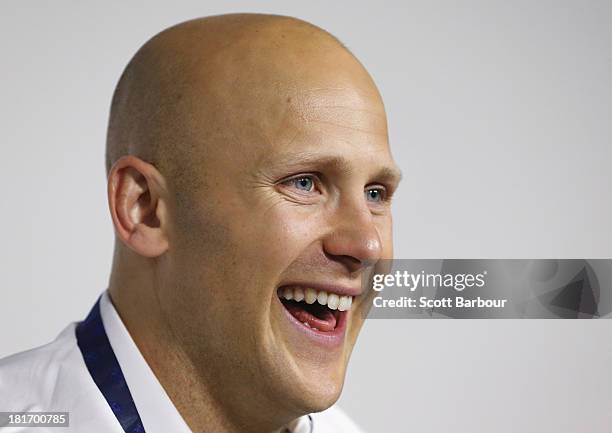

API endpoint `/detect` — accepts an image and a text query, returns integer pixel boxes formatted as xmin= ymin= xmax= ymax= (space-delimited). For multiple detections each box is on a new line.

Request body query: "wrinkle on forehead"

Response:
xmin=286 ymin=87 xmax=387 ymax=136
xmin=257 ymin=85 xmax=388 ymax=155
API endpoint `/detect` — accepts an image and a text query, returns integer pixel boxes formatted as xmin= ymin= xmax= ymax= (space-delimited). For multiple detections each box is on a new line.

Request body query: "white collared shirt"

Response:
xmin=0 ymin=291 xmax=365 ymax=433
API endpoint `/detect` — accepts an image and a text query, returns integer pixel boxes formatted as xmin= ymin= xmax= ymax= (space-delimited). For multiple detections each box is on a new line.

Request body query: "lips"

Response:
xmin=277 ymin=285 xmax=354 ymax=335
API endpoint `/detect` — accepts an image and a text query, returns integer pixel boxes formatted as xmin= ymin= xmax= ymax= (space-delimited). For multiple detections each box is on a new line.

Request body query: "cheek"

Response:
xmin=246 ymin=205 xmax=322 ymax=271
xmin=175 ymin=200 xmax=323 ymax=297
xmin=376 ymin=216 xmax=394 ymax=259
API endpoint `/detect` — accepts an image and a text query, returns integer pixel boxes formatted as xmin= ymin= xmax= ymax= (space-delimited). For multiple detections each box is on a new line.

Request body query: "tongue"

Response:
xmin=284 ymin=301 xmax=337 ymax=332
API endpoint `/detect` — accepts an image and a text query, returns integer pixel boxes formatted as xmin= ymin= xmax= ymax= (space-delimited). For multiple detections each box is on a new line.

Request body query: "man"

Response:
xmin=0 ymin=13 xmax=401 ymax=433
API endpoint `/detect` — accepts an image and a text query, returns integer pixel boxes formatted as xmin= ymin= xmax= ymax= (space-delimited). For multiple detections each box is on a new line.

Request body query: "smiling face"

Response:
xmin=130 ymin=15 xmax=401 ymax=426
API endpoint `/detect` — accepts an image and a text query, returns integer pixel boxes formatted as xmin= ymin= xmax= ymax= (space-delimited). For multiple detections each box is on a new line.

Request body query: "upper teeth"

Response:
xmin=280 ymin=287 xmax=353 ymax=311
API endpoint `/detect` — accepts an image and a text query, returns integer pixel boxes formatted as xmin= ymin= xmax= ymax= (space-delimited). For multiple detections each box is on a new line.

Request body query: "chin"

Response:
xmin=275 ymin=351 xmax=350 ymax=415
xmin=283 ymin=374 xmax=345 ymax=415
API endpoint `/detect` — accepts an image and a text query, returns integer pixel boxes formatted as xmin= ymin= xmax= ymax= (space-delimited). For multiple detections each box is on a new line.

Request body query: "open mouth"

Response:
xmin=277 ymin=286 xmax=353 ymax=333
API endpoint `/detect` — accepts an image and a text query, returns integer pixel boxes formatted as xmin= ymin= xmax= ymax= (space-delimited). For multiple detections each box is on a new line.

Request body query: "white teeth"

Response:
xmin=303 ymin=322 xmax=310 ymax=328
xmin=304 ymin=288 xmax=317 ymax=304
xmin=280 ymin=287 xmax=353 ymax=311
xmin=293 ymin=287 xmax=304 ymax=302
xmin=316 ymin=291 xmax=328 ymax=305
xmin=338 ymin=296 xmax=352 ymax=311
xmin=327 ymin=294 xmax=340 ymax=310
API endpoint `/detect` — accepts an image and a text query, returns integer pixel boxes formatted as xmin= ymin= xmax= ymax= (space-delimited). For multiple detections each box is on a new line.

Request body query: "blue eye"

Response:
xmin=365 ymin=187 xmax=386 ymax=202
xmin=289 ymin=176 xmax=315 ymax=192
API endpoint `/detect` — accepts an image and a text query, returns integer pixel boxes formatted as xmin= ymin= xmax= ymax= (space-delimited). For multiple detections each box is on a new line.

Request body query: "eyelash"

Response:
xmin=279 ymin=174 xmax=392 ymax=203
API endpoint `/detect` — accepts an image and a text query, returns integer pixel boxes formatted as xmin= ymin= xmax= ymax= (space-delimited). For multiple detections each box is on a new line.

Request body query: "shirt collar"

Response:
xmin=99 ymin=290 xmax=312 ymax=433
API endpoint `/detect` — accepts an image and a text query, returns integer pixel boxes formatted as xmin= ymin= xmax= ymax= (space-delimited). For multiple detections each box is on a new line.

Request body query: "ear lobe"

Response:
xmin=108 ymin=156 xmax=169 ymax=258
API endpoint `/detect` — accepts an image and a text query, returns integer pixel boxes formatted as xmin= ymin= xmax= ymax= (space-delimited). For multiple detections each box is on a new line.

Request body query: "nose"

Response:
xmin=322 ymin=202 xmax=383 ymax=273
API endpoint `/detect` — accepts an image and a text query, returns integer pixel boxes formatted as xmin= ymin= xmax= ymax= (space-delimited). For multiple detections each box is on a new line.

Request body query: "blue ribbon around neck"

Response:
xmin=76 ymin=297 xmax=146 ymax=433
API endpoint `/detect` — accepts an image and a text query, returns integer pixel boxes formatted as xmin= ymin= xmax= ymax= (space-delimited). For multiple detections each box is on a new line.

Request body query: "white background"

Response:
xmin=1 ymin=1 xmax=611 ymax=432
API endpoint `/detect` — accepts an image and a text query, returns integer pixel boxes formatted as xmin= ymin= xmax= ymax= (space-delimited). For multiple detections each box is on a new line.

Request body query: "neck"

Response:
xmin=107 ymin=248 xmax=298 ymax=433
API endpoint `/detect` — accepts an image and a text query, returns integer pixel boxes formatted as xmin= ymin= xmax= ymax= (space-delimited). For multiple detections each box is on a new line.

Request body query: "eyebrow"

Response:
xmin=263 ymin=151 xmax=403 ymax=186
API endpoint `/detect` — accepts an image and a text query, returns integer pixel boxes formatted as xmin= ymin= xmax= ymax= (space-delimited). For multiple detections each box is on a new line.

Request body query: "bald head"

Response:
xmin=105 ymin=13 xmax=381 ymax=197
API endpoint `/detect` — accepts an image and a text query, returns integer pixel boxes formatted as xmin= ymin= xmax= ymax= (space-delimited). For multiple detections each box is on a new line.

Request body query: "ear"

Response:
xmin=107 ymin=155 xmax=169 ymax=257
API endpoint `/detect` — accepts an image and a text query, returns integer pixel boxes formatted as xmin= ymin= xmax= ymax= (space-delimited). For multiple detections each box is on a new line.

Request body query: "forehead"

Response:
xmin=179 ymin=37 xmax=396 ymax=180
xmin=284 ymin=86 xmax=387 ymax=137
xmin=265 ymin=85 xmax=390 ymax=154
xmin=253 ymin=85 xmax=399 ymax=182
